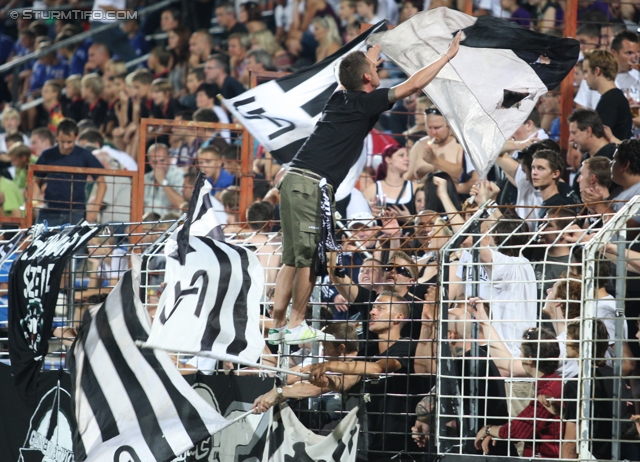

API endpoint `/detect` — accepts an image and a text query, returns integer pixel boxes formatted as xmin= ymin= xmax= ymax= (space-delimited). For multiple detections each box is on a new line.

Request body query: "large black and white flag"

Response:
xmin=180 ymin=172 xmax=225 ymax=246
xmin=367 ymin=8 xmax=579 ymax=178
xmin=142 ymin=172 xmax=265 ymax=363
xmin=263 ymin=404 xmax=360 ymax=462
xmin=222 ymin=21 xmax=387 ymax=164
xmin=9 ymin=224 xmax=101 ymax=405
xmin=69 ymin=255 xmax=230 ymax=461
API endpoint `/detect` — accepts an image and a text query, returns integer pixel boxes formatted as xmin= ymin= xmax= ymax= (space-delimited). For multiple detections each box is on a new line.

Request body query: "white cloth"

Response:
xmin=335 ymin=144 xmax=367 ymax=201
xmin=96 ymin=145 xmax=137 ymax=171
xmin=456 ymin=250 xmax=491 ymax=300
xmin=475 ymin=0 xmax=510 ymax=18
xmin=597 ymin=295 xmax=629 ymax=366
xmin=612 ymin=180 xmax=640 ymax=223
xmin=514 ymin=164 xmax=542 ymax=225
xmin=213 ymin=106 xmax=232 ymax=144
xmin=345 ymin=187 xmax=371 ymax=218
xmin=486 ymin=249 xmax=538 ymax=356
xmin=92 ymin=0 xmax=125 ymax=23
xmin=210 ymin=193 xmax=228 ymax=225
xmin=186 ymin=356 xmax=218 ymax=374
xmin=556 ymin=330 xmax=579 ymax=379
xmin=615 ymin=69 xmax=640 ymax=97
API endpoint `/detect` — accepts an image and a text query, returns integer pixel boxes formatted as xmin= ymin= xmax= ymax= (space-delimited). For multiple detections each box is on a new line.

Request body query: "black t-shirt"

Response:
xmin=220 ymin=75 xmax=245 ymax=99
xmin=35 ymin=145 xmax=104 ymax=211
xmin=290 ymin=88 xmax=393 ymax=188
xmin=538 ymin=189 xmax=579 ymax=218
xmin=596 ymin=88 xmax=632 ymax=141
xmin=564 ymin=365 xmax=634 ymax=460
xmin=80 ymin=98 xmax=108 ymax=130
xmin=151 ymin=98 xmax=183 ymax=120
xmin=62 ymin=97 xmax=84 ymax=122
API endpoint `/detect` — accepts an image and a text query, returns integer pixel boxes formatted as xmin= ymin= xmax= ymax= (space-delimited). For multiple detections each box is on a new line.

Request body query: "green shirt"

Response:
xmin=0 ymin=176 xmax=24 ymax=216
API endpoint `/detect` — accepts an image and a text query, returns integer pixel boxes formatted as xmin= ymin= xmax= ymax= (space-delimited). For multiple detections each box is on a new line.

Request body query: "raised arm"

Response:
xmin=328 ymin=251 xmax=360 ymax=302
xmin=388 ymin=32 xmax=462 ymax=103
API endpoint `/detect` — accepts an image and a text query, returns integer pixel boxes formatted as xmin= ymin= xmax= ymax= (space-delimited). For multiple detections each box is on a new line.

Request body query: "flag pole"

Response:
xmin=135 ymin=341 xmax=311 ymax=379
xmin=212 ymin=408 xmax=257 ymax=435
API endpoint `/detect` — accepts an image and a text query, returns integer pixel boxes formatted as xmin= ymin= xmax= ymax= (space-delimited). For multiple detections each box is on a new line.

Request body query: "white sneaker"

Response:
xmin=267 ymin=327 xmax=285 ymax=345
xmin=284 ymin=321 xmax=335 ymax=345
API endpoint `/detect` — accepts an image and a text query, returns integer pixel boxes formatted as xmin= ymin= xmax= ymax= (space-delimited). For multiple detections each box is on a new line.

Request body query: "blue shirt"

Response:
xmin=29 ymin=60 xmax=69 ymax=92
xmin=130 ymin=31 xmax=149 ymax=57
xmin=35 ymin=145 xmax=104 ymax=211
xmin=209 ymin=169 xmax=235 ymax=191
xmin=70 ymin=40 xmax=91 ymax=76
xmin=0 ymin=34 xmax=14 ymax=64
xmin=550 ymin=117 xmax=560 ymax=142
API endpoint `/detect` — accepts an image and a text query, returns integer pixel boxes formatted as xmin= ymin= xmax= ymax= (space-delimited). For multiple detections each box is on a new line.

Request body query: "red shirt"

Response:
xmin=498 ymin=373 xmax=563 ymax=458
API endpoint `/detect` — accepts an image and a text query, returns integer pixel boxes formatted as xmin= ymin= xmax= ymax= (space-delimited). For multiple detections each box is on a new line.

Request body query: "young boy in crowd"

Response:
xmin=29 ymin=127 xmax=54 ymax=157
xmin=130 ymin=69 xmax=153 ymax=121
xmin=0 ymin=107 xmax=29 ymax=153
xmin=179 ymin=65 xmax=205 ymax=110
xmin=338 ymin=0 xmax=358 ymax=29
xmin=196 ymin=146 xmax=236 ymax=197
xmin=63 ymin=74 xmax=84 ymax=122
xmin=356 ymin=0 xmax=381 ymax=24
xmin=150 ymin=78 xmax=183 ymax=120
xmin=80 ymin=73 xmax=108 ymax=129
xmin=7 ymin=142 xmax=33 ymax=191
xmin=31 ymin=79 xmax=64 ymax=132
xmin=147 ymin=46 xmax=171 ymax=79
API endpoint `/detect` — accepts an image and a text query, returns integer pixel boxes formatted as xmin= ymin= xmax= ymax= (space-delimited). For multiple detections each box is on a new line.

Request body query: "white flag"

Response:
xmin=264 ymin=404 xmax=360 ymax=462
xmin=69 ymin=255 xmax=229 ymax=461
xmin=367 ymin=8 xmax=578 ymax=178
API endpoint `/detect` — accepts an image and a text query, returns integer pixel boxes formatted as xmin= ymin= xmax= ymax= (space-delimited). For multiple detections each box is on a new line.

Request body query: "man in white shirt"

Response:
xmin=463 ymin=217 xmax=538 ymax=356
xmin=90 ymin=0 xmax=136 ymax=62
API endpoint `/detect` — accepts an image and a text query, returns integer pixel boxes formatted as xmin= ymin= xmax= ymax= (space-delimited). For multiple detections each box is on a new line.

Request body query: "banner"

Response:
xmin=8 ymin=224 xmax=101 ymax=405
xmin=0 ymin=364 xmax=272 ymax=462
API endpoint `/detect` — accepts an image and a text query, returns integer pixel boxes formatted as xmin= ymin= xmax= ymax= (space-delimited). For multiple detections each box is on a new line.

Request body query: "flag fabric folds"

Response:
xmin=367 ymin=7 xmax=579 ymax=179
xmin=222 ymin=20 xmax=387 ymax=165
xmin=68 ymin=254 xmax=230 ymax=461
xmin=264 ymin=404 xmax=361 ymax=462
xmin=143 ymin=171 xmax=265 ymax=363
xmin=9 ymin=224 xmax=100 ymax=405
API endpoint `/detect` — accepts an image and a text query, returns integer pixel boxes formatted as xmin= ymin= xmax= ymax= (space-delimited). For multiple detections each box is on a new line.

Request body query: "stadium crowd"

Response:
xmin=1 ymin=0 xmax=640 ymax=461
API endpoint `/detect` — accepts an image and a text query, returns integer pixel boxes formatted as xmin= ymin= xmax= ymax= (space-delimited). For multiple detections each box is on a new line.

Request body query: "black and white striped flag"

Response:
xmin=367 ymin=7 xmax=579 ymax=178
xmin=222 ymin=20 xmax=387 ymax=164
xmin=68 ymin=255 xmax=230 ymax=461
xmin=141 ymin=171 xmax=265 ymax=363
xmin=264 ymin=404 xmax=360 ymax=462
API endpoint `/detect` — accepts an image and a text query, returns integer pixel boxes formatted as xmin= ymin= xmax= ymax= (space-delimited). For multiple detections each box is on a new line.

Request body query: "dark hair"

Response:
xmin=577 ymin=23 xmax=601 ymax=40
xmin=193 ymin=108 xmax=219 ymax=123
xmin=29 ymin=20 xmax=49 ymax=37
xmin=77 ymin=119 xmax=97 ymax=132
xmin=131 ymin=69 xmax=153 ymax=85
xmin=56 ymin=118 xmax=79 ymax=136
xmin=78 ymin=128 xmax=104 ymax=147
xmin=31 ymin=127 xmax=55 ymax=145
xmin=402 ymin=0 xmax=423 ymax=10
xmin=359 ymin=0 xmax=379 ymax=13
xmin=423 ymin=172 xmax=461 ymax=213
xmin=151 ymin=46 xmax=171 ymax=67
xmin=525 ymin=107 xmax=541 ymax=128
xmin=611 ymin=30 xmax=639 ymax=52
xmin=217 ymin=1 xmax=236 ymax=15
xmin=566 ymin=319 xmax=609 ymax=361
xmin=162 ymin=7 xmax=182 ymax=24
xmin=615 ymin=139 xmax=640 ymax=175
xmin=338 ymin=51 xmax=370 ymax=91
xmin=533 ymin=149 xmax=565 ymax=179
xmin=247 ymin=48 xmax=276 ymax=71
xmin=375 ymin=144 xmax=402 ymax=181
xmin=241 ymin=1 xmax=263 ymax=22
xmin=554 ymin=276 xmax=582 ymax=319
xmin=175 ymin=110 xmax=193 ymax=121
xmin=253 ymin=179 xmax=270 ymax=201
xmin=196 ymin=82 xmax=221 ymax=100
xmin=521 ymin=327 xmax=560 ymax=375
xmin=492 ymin=217 xmax=529 ymax=257
xmin=323 ymin=322 xmax=359 ymax=354
xmin=189 ymin=65 xmax=205 ymax=82
xmin=567 ymin=108 xmax=605 ymax=138
xmin=168 ymin=25 xmax=192 ymax=65
xmin=247 ymin=201 xmax=274 ymax=230
xmin=582 ymin=156 xmax=612 ymax=188
xmin=207 ymin=53 xmax=230 ymax=75
xmin=5 ymin=132 xmax=24 ymax=145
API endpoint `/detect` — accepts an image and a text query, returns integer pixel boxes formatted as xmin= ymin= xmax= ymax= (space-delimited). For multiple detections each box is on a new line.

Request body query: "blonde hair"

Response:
xmin=313 ymin=16 xmax=342 ymax=48
xmin=105 ymin=59 xmax=127 ymax=76
xmin=81 ymin=74 xmax=104 ymax=96
xmin=249 ymin=29 xmax=282 ymax=56
xmin=151 ymin=78 xmax=173 ymax=94
xmin=1 ymin=106 xmax=20 ymax=123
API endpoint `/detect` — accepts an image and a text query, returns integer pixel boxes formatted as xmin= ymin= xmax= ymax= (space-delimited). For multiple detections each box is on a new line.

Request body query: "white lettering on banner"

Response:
xmin=23 ymin=263 xmax=55 ymax=299
xmin=21 ymin=232 xmax=83 ymax=261
xmin=28 ymin=430 xmax=74 ymax=462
